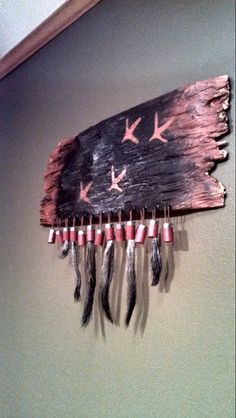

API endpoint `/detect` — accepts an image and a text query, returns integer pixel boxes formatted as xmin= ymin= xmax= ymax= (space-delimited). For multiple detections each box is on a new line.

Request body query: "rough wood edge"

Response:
xmin=40 ymin=136 xmax=78 ymax=224
xmin=0 ymin=0 xmax=100 ymax=80
xmin=40 ymin=75 xmax=230 ymax=226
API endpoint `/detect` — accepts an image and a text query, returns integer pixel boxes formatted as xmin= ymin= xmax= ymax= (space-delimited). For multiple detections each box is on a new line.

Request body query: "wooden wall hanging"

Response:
xmin=40 ymin=75 xmax=230 ymax=327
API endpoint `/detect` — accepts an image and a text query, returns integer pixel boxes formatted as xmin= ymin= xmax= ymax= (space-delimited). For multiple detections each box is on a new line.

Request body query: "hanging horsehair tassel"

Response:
xmin=70 ymin=227 xmax=81 ymax=301
xmin=100 ymin=224 xmax=114 ymax=323
xmin=58 ymin=226 xmax=70 ymax=259
xmin=71 ymin=241 xmax=81 ymax=301
xmin=148 ymin=219 xmax=162 ymax=286
xmin=162 ymin=221 xmax=174 ymax=282
xmin=150 ymin=238 xmax=162 ymax=285
xmin=125 ymin=221 xmax=136 ymax=326
xmin=81 ymin=226 xmax=96 ymax=327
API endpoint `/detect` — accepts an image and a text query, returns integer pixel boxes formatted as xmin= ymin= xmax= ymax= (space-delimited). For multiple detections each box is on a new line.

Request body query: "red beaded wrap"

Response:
xmin=70 ymin=227 xmax=77 ymax=242
xmin=95 ymin=228 xmax=104 ymax=246
xmin=126 ymin=221 xmax=135 ymax=240
xmin=135 ymin=224 xmax=147 ymax=244
xmin=148 ymin=220 xmax=159 ymax=238
xmin=86 ymin=225 xmax=95 ymax=242
xmin=162 ymin=222 xmax=174 ymax=243
xmin=105 ymin=224 xmax=114 ymax=241
xmin=56 ymin=229 xmax=63 ymax=244
xmin=63 ymin=227 xmax=70 ymax=241
xmin=48 ymin=228 xmax=56 ymax=244
xmin=115 ymin=224 xmax=125 ymax=242
xmin=78 ymin=230 xmax=86 ymax=246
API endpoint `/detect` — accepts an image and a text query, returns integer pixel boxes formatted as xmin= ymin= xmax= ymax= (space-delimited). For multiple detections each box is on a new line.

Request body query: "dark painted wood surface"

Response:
xmin=40 ymin=75 xmax=230 ymax=226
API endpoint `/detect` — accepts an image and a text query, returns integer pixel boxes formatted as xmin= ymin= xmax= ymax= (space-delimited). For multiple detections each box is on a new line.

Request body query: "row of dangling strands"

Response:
xmin=47 ymin=207 xmax=174 ymax=327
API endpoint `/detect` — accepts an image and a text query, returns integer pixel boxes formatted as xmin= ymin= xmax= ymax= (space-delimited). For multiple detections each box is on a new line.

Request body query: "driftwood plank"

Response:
xmin=40 ymin=75 xmax=230 ymax=226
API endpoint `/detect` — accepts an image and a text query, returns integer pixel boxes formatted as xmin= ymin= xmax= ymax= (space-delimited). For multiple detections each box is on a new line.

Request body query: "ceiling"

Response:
xmin=0 ymin=0 xmax=66 ymax=57
xmin=0 ymin=0 xmax=100 ymax=79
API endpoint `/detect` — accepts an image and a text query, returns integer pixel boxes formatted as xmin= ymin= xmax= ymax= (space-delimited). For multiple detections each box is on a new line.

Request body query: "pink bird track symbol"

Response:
xmin=149 ymin=112 xmax=175 ymax=143
xmin=122 ymin=117 xmax=142 ymax=144
xmin=108 ymin=166 xmax=127 ymax=192
xmin=80 ymin=181 xmax=93 ymax=203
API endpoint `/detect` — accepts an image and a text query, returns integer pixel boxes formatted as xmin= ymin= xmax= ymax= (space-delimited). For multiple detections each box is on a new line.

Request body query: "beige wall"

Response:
xmin=0 ymin=1 xmax=235 ymax=417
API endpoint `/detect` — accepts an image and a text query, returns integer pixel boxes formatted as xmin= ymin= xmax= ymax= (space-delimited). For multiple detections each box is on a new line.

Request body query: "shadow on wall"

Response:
xmin=90 ymin=216 xmax=189 ymax=339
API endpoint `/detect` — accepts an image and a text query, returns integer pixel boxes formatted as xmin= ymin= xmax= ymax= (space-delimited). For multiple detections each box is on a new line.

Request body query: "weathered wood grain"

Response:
xmin=40 ymin=75 xmax=230 ymax=226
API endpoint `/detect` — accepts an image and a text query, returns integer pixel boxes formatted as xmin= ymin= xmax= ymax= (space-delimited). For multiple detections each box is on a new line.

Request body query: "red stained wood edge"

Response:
xmin=40 ymin=75 xmax=230 ymax=226
xmin=40 ymin=137 xmax=78 ymax=224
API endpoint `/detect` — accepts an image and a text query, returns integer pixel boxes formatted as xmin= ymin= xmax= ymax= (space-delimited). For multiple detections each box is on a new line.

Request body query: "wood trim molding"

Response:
xmin=0 ymin=0 xmax=101 ymax=80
